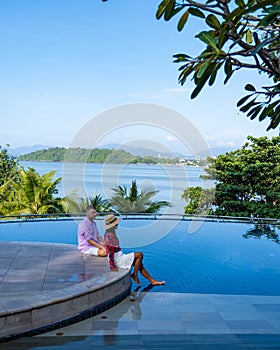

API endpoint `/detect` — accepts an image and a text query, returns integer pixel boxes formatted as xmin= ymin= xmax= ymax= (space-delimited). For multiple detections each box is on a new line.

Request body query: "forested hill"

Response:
xmin=17 ymin=147 xmax=180 ymax=164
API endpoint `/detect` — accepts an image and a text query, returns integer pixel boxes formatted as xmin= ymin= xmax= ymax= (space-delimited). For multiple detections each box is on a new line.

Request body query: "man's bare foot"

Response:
xmin=131 ymin=274 xmax=141 ymax=284
xmin=151 ymin=280 xmax=165 ymax=285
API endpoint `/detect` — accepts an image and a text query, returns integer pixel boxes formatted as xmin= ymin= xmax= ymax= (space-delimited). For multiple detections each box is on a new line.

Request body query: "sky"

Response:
xmin=0 ymin=0 xmax=278 ymax=155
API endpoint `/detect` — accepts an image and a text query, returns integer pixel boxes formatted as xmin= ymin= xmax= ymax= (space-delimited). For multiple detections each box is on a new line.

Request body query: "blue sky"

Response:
xmin=0 ymin=0 xmax=278 ymax=154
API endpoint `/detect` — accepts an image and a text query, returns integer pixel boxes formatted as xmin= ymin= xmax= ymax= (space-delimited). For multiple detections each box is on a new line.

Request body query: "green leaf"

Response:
xmin=191 ymin=63 xmax=217 ymax=99
xmin=258 ymin=13 xmax=279 ymax=27
xmin=249 ymin=106 xmax=263 ymax=120
xmin=235 ymin=0 xmax=245 ymax=8
xmin=226 ymin=6 xmax=244 ymax=21
xmin=249 ymin=37 xmax=274 ymax=55
xmin=240 ymin=98 xmax=257 ymax=113
xmin=224 ymin=70 xmax=234 ymax=84
xmin=237 ymin=94 xmax=253 ymax=107
xmin=245 ymin=84 xmax=256 ymax=92
xmin=264 ymin=5 xmax=280 ymax=14
xmin=258 ymin=100 xmax=280 ymax=122
xmin=196 ymin=60 xmax=211 ymax=79
xmin=177 ymin=9 xmax=189 ymax=31
xmin=173 ymin=53 xmax=192 ymax=59
xmin=224 ymin=59 xmax=232 ymax=75
xmin=258 ymin=105 xmax=272 ymax=122
xmin=178 ymin=64 xmax=195 ymax=83
xmin=247 ymin=104 xmax=262 ymax=118
xmin=156 ymin=0 xmax=169 ymax=19
xmin=164 ymin=0 xmax=175 ymax=21
xmin=209 ymin=62 xmax=222 ymax=86
xmin=188 ymin=7 xmax=205 ymax=18
xmin=245 ymin=29 xmax=253 ymax=44
xmin=178 ymin=63 xmax=189 ymax=71
xmin=269 ymin=104 xmax=280 ymax=128
xmin=173 ymin=53 xmax=191 ymax=63
xmin=217 ymin=26 xmax=227 ymax=49
xmin=206 ymin=14 xmax=220 ymax=29
xmin=196 ymin=31 xmax=219 ymax=52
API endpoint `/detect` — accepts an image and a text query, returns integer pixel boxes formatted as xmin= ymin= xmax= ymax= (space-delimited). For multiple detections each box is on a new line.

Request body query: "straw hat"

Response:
xmin=104 ymin=214 xmax=122 ymax=229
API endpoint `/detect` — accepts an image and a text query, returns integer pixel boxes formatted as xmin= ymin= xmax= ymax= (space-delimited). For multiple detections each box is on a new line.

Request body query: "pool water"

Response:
xmin=0 ymin=219 xmax=279 ymax=296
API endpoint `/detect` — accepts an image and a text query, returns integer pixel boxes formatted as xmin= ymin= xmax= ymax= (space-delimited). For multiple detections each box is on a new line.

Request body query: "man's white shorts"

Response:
xmin=84 ymin=247 xmax=99 ymax=256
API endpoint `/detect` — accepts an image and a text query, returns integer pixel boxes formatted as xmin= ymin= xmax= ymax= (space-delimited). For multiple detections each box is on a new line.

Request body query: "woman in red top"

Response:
xmin=104 ymin=214 xmax=165 ymax=286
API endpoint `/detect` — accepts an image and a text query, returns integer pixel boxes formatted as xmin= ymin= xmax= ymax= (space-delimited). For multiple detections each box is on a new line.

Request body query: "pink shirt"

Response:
xmin=78 ymin=218 xmax=101 ymax=253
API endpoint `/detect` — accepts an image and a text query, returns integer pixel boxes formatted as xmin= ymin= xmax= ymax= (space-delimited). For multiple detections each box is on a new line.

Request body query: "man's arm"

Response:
xmin=87 ymin=238 xmax=104 ymax=250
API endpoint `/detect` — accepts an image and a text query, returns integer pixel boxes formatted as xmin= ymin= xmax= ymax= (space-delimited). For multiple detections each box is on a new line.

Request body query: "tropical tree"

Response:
xmin=155 ymin=0 xmax=280 ymax=129
xmin=62 ymin=191 xmax=112 ymax=214
xmin=182 ymin=186 xmax=215 ymax=215
xmin=109 ymin=179 xmax=172 ymax=214
xmin=202 ymin=135 xmax=280 ymax=217
xmin=0 ymin=145 xmax=19 ymax=186
xmin=0 ymin=168 xmax=65 ymax=215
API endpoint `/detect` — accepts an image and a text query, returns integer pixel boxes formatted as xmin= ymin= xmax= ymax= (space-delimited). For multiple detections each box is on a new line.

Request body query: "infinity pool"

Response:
xmin=0 ymin=218 xmax=279 ymax=295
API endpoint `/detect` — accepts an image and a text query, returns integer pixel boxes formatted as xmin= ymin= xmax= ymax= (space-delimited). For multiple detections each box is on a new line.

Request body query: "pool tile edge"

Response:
xmin=0 ymin=270 xmax=132 ymax=342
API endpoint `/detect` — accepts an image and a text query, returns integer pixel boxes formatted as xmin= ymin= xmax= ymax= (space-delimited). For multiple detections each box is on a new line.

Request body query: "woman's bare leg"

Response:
xmin=139 ymin=265 xmax=165 ymax=285
xmin=131 ymin=252 xmax=165 ymax=285
xmin=131 ymin=252 xmax=143 ymax=284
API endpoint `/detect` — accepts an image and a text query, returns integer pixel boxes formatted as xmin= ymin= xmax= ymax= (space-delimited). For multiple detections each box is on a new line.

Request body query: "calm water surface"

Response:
xmin=20 ymin=162 xmax=214 ymax=214
xmin=1 ymin=218 xmax=279 ymax=296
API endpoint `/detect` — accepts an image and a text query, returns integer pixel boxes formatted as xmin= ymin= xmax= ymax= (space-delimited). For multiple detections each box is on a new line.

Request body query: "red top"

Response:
xmin=104 ymin=231 xmax=121 ymax=269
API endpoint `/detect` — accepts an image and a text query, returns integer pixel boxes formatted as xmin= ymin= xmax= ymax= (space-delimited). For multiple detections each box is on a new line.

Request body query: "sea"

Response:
xmin=19 ymin=161 xmax=215 ymax=214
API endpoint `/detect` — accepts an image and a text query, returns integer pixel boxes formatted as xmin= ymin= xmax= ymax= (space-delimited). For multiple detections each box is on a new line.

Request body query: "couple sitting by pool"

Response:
xmin=78 ymin=205 xmax=165 ymax=286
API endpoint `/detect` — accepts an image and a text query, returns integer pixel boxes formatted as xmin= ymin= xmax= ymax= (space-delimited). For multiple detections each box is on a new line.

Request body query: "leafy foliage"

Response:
xmin=18 ymin=147 xmax=134 ymax=164
xmin=62 ymin=191 xmax=112 ymax=214
xmin=156 ymin=0 xmax=280 ymax=129
xmin=18 ymin=147 xmax=181 ymax=165
xmin=0 ymin=168 xmax=65 ymax=215
xmin=109 ymin=180 xmax=172 ymax=214
xmin=0 ymin=145 xmax=19 ymax=186
xmin=203 ymin=135 xmax=280 ymax=218
xmin=181 ymin=186 xmax=215 ymax=215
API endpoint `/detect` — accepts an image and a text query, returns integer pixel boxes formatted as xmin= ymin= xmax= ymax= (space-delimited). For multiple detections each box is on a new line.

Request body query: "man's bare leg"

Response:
xmin=97 ymin=248 xmax=107 ymax=257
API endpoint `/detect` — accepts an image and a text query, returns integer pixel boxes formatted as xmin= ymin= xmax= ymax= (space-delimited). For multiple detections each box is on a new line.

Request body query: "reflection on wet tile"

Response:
xmin=38 ymin=290 xmax=280 ymax=340
xmin=253 ymin=303 xmax=280 ymax=312
xmin=4 ymin=334 xmax=280 ymax=350
xmin=226 ymin=320 xmax=277 ymax=333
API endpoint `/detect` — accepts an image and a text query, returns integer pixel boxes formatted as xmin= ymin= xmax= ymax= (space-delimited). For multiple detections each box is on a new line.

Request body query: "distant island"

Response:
xmin=18 ymin=147 xmax=205 ymax=165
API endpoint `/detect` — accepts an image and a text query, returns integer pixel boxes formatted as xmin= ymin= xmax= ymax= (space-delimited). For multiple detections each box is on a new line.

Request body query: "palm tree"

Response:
xmin=109 ymin=179 xmax=172 ymax=214
xmin=62 ymin=191 xmax=112 ymax=214
xmin=0 ymin=167 xmax=64 ymax=215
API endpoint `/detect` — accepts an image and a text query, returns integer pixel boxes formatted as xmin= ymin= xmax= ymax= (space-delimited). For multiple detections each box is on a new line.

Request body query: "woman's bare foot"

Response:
xmin=131 ymin=274 xmax=141 ymax=284
xmin=151 ymin=280 xmax=165 ymax=285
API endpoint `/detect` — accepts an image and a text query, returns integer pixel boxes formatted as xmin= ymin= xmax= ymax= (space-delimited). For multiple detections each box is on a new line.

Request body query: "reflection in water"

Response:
xmin=98 ymin=284 xmax=154 ymax=346
xmin=243 ymin=224 xmax=280 ymax=244
xmin=2 ymin=286 xmax=153 ymax=349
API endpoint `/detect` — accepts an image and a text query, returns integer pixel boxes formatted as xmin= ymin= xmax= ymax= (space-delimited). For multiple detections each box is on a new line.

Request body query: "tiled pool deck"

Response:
xmin=0 ymin=242 xmax=131 ymax=342
xmin=1 ymin=241 xmax=280 ymax=349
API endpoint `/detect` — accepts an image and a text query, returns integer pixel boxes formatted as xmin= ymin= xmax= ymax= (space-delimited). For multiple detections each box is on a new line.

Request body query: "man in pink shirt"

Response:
xmin=78 ymin=205 xmax=107 ymax=257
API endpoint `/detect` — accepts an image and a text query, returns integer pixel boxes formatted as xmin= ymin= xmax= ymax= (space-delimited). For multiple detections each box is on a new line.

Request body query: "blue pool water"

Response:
xmin=0 ymin=218 xmax=279 ymax=296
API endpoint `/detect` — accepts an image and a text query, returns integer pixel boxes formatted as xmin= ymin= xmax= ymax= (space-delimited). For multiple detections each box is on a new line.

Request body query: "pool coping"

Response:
xmin=0 ymin=242 xmax=132 ymax=342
